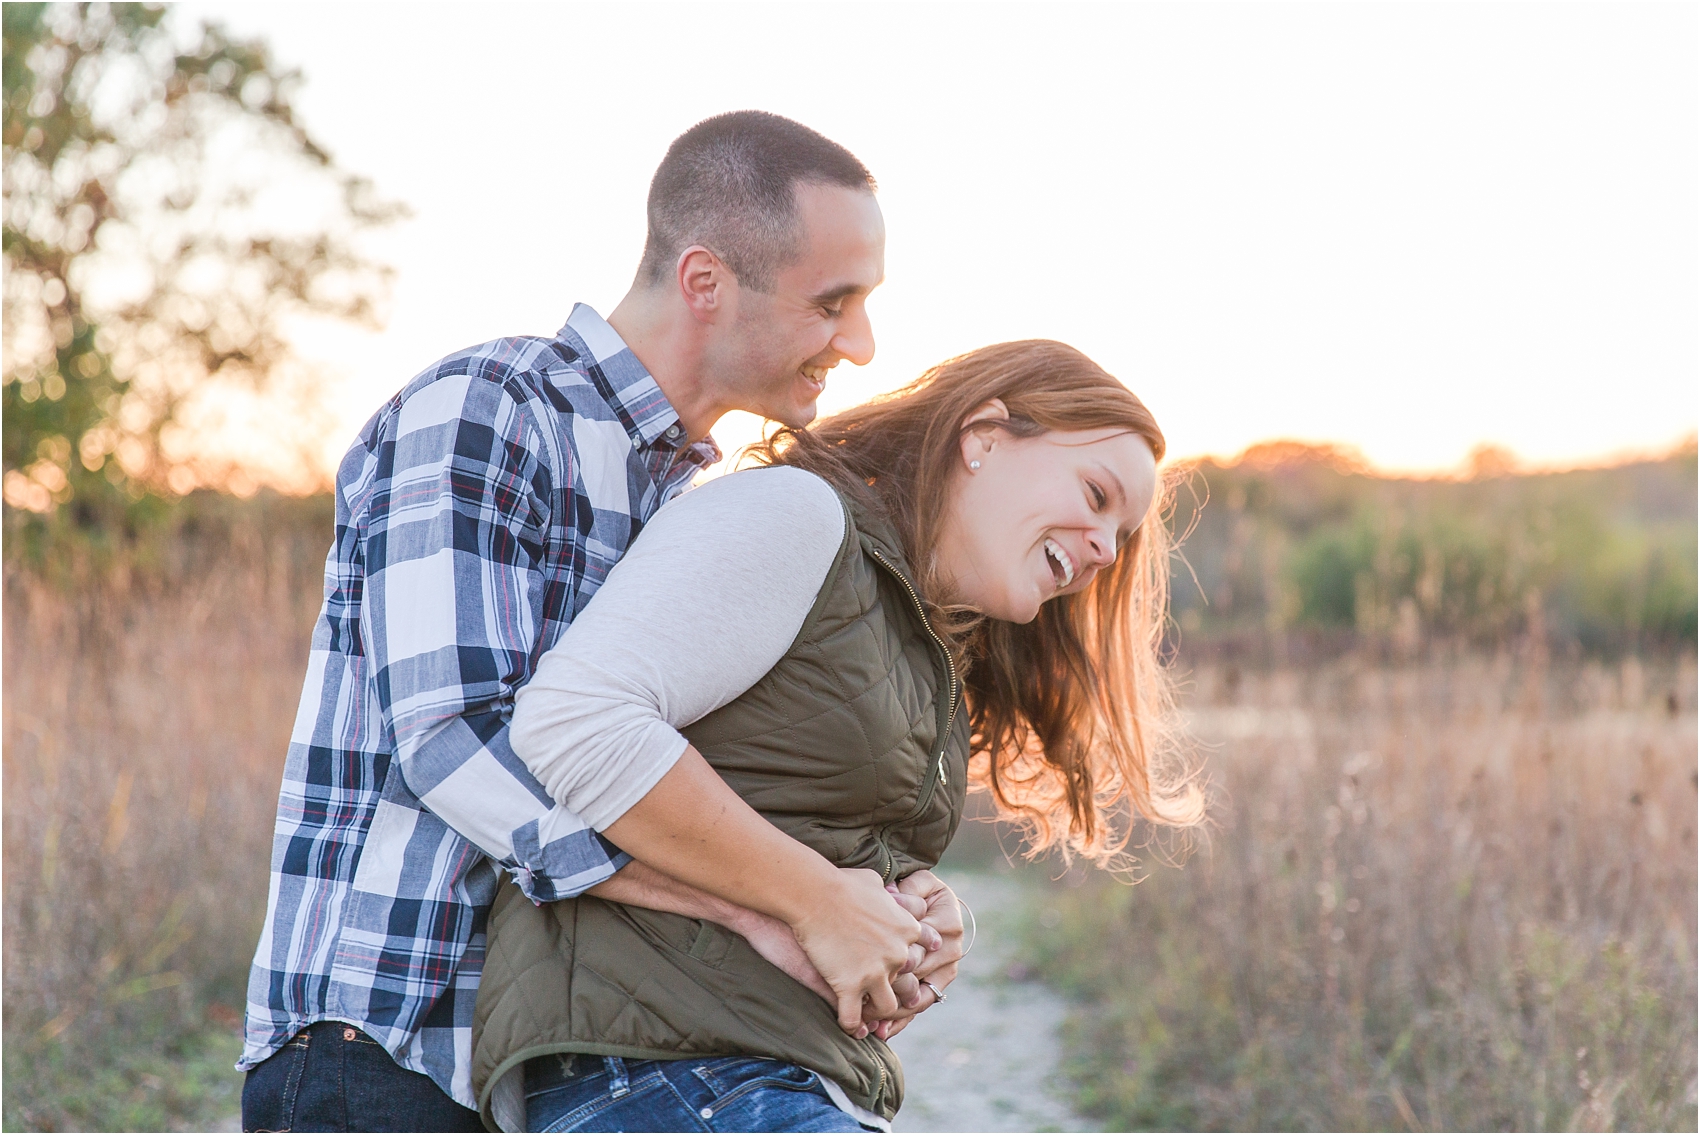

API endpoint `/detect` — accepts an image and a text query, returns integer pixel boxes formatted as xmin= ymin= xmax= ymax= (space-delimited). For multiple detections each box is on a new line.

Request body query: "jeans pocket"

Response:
xmin=531 ymin=1065 xmax=677 ymax=1133
xmin=241 ymin=1032 xmax=312 ymax=1132
xmin=692 ymin=1058 xmax=822 ymax=1110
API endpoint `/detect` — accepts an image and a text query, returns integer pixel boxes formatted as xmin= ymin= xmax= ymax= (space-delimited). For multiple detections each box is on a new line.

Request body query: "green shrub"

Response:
xmin=1170 ymin=443 xmax=1697 ymax=658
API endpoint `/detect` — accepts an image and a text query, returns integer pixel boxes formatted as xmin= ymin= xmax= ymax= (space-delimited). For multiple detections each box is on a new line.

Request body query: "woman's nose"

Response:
xmin=1084 ymin=526 xmax=1117 ymax=567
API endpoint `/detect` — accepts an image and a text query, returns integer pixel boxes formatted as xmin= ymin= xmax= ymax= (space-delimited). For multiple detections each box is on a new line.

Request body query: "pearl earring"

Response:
xmin=969 ymin=460 xmax=981 ymax=470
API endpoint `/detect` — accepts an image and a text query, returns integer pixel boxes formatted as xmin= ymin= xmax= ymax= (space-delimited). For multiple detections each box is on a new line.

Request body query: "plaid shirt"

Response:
xmin=239 ymin=305 xmax=718 ymax=1107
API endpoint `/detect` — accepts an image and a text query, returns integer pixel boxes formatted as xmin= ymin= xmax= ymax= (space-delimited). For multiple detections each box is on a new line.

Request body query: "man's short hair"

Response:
xmin=638 ymin=111 xmax=876 ymax=293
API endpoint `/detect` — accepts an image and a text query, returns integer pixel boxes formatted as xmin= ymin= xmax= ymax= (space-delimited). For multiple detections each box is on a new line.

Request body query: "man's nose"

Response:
xmin=831 ymin=305 xmax=875 ymax=367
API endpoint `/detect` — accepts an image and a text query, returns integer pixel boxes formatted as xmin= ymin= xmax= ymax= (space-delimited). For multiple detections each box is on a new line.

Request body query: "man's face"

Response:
xmin=715 ymin=183 xmax=886 ymax=428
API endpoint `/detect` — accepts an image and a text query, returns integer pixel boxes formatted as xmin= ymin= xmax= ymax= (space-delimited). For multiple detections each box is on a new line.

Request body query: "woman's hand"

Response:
xmin=861 ymin=872 xmax=963 ymax=1040
xmin=790 ymin=867 xmax=941 ymax=1037
xmin=737 ymin=887 xmax=939 ymax=1015
xmin=588 ymin=861 xmax=932 ymax=1024
xmin=900 ymin=870 xmax=964 ymax=988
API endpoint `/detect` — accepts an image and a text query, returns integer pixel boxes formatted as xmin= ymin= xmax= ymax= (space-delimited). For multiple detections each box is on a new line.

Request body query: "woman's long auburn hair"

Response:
xmin=747 ymin=339 xmax=1204 ymax=864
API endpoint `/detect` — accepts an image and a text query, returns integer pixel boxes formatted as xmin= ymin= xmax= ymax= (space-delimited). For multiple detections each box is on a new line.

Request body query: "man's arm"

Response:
xmin=588 ymin=861 xmax=834 ymax=1001
xmin=363 ymin=376 xmax=622 ymax=902
xmin=601 ymin=746 xmax=936 ymax=1034
xmin=593 ymin=861 xmax=964 ymax=1039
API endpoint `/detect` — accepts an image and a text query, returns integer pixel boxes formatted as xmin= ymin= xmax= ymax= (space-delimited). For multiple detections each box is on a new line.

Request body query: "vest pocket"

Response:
xmin=685 ymin=919 xmax=734 ymax=967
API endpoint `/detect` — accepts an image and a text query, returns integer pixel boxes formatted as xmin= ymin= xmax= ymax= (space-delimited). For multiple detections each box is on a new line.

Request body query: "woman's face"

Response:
xmin=935 ymin=407 xmax=1158 ymax=624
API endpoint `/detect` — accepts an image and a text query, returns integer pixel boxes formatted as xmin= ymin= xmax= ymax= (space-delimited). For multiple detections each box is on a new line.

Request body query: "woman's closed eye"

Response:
xmin=1087 ymin=480 xmax=1107 ymax=510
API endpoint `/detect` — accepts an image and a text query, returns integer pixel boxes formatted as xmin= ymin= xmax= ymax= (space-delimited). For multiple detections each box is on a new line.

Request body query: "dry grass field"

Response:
xmin=3 ymin=511 xmax=326 ymax=1132
xmin=1022 ymin=655 xmax=1698 ymax=1131
xmin=3 ymin=501 xmax=1694 ymax=1131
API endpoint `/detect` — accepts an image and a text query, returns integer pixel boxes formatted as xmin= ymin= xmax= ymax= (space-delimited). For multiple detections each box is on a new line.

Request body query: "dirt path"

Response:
xmin=889 ymin=872 xmax=1092 ymax=1133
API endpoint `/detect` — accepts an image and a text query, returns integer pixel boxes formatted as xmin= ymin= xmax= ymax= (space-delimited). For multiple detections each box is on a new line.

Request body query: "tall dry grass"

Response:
xmin=4 ymin=496 xmax=1694 ymax=1131
xmin=3 ymin=515 xmax=325 ymax=1130
xmin=1024 ymin=654 xmax=1698 ymax=1131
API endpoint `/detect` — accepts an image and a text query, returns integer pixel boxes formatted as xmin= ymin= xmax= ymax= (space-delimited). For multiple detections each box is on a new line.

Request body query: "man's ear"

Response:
xmin=958 ymin=398 xmax=1010 ymax=468
xmin=677 ymin=246 xmax=734 ymax=324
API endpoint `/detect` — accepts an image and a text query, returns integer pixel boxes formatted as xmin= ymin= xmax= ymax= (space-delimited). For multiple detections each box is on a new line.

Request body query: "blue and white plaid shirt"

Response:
xmin=239 ymin=305 xmax=718 ymax=1107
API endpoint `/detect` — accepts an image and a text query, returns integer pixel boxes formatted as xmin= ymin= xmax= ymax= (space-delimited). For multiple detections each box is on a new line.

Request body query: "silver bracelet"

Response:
xmin=958 ymin=895 xmax=977 ymax=958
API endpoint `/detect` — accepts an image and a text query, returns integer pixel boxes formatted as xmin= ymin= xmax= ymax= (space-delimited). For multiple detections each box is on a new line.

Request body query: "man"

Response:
xmin=240 ymin=112 xmax=960 ymax=1132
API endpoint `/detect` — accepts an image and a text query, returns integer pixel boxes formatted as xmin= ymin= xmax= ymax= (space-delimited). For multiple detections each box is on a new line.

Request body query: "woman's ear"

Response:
xmin=961 ymin=399 xmax=1010 ymax=429
xmin=958 ymin=399 xmax=1010 ymax=470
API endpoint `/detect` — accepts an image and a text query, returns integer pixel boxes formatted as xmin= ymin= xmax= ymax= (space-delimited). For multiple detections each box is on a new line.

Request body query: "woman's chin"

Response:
xmin=952 ymin=575 xmax=1045 ymax=624
xmin=993 ymin=590 xmax=1045 ymax=625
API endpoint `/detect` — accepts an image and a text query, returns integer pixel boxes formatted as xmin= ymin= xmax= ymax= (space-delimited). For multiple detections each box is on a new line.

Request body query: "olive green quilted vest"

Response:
xmin=471 ymin=489 xmax=970 ymax=1129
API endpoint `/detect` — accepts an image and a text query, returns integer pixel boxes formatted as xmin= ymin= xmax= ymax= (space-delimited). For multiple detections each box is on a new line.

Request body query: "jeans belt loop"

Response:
xmin=604 ymin=1055 xmax=630 ymax=1098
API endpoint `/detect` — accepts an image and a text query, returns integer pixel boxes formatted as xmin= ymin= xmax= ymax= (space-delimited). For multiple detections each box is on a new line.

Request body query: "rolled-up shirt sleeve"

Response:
xmin=512 ymin=466 xmax=846 ymax=831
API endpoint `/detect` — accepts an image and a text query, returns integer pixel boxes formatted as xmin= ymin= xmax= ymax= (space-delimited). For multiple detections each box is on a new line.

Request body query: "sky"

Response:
xmin=179 ymin=0 xmax=1698 ymax=478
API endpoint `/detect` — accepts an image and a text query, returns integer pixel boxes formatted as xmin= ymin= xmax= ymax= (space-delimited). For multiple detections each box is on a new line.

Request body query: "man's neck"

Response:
xmin=606 ymin=289 xmax=725 ymax=443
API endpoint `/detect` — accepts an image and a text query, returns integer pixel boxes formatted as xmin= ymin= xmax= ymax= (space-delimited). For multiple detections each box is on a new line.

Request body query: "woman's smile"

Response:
xmin=1043 ymin=538 xmax=1076 ymax=589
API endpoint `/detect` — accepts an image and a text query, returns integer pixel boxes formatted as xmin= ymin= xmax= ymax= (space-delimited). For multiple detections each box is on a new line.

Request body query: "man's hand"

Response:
xmin=598 ymin=748 xmax=938 ymax=1037
xmin=729 ymin=909 xmax=834 ymax=1001
xmin=594 ymin=860 xmax=945 ymax=1037
xmin=588 ymin=856 xmax=954 ymax=1040
xmin=585 ymin=861 xmax=830 ymax=999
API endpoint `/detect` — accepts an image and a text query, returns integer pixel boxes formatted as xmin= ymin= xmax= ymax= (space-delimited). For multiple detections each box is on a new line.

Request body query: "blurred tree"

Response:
xmin=2 ymin=1 xmax=401 ymax=524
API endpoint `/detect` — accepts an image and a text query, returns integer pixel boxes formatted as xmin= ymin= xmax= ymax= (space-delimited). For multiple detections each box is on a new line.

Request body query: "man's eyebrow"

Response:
xmin=808 ymin=281 xmax=874 ymax=306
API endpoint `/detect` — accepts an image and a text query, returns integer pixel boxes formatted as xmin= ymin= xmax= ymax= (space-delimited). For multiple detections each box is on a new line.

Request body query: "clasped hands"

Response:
xmin=590 ymin=749 xmax=962 ymax=1042
xmin=740 ymin=868 xmax=963 ymax=1041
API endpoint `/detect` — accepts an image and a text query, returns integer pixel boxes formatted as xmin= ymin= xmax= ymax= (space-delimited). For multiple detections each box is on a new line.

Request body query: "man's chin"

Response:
xmin=768 ymin=401 xmax=819 ymax=430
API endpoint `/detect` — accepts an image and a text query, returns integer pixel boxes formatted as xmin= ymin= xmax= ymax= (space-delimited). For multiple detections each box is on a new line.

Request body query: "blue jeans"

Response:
xmin=522 ymin=1054 xmax=870 ymax=1132
xmin=241 ymin=1021 xmax=483 ymax=1132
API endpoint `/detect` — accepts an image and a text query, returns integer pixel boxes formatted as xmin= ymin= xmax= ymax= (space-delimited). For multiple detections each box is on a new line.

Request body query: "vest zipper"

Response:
xmin=869 ymin=548 xmax=960 ymax=814
xmin=868 ymin=1042 xmax=889 ymax=1113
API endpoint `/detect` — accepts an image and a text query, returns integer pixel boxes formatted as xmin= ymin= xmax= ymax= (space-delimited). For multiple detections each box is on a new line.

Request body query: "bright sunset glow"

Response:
xmin=176 ymin=1 xmax=1697 ymax=482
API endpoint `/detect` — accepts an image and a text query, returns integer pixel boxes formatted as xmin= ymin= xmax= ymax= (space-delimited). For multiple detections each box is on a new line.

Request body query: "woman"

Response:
xmin=472 ymin=340 xmax=1203 ymax=1131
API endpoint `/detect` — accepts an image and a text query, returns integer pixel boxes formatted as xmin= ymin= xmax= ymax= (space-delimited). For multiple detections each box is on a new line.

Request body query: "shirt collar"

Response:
xmin=554 ymin=303 xmax=718 ymax=467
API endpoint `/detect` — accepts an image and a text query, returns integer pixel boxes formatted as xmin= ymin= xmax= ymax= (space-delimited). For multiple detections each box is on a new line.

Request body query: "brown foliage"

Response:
xmin=2 ymin=517 xmax=324 ymax=1127
xmin=1027 ymin=656 xmax=1699 ymax=1130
